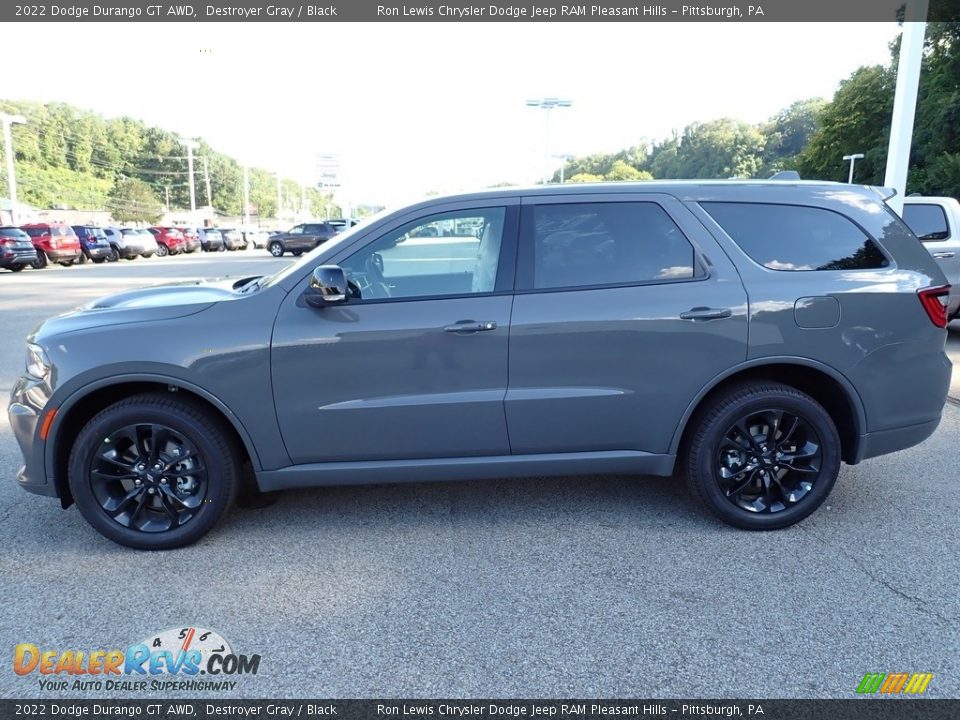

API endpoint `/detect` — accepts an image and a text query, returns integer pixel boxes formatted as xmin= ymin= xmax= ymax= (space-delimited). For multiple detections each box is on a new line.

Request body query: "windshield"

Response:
xmin=260 ymin=209 xmax=390 ymax=289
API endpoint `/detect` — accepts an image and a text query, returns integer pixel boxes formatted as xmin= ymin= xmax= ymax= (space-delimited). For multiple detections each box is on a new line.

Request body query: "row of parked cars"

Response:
xmin=0 ymin=223 xmax=275 ymax=272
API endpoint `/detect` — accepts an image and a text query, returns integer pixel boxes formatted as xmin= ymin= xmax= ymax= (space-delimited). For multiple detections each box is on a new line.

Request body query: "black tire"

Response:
xmin=10 ymin=265 xmax=24 ymax=272
xmin=92 ymin=257 xmax=105 ymax=264
xmin=155 ymin=243 xmax=169 ymax=258
xmin=107 ymin=246 xmax=120 ymax=262
xmin=59 ymin=259 xmax=75 ymax=267
xmin=31 ymin=250 xmax=48 ymax=269
xmin=292 ymin=250 xmax=303 ymax=257
xmin=684 ymin=381 xmax=841 ymax=530
xmin=124 ymin=255 xmax=137 ymax=261
xmin=68 ymin=393 xmax=239 ymax=550
xmin=78 ymin=251 xmax=89 ymax=265
xmin=268 ymin=241 xmax=284 ymax=257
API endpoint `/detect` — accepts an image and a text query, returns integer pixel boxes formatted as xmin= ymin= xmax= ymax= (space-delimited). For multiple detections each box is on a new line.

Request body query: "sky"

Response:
xmin=4 ymin=22 xmax=901 ymax=207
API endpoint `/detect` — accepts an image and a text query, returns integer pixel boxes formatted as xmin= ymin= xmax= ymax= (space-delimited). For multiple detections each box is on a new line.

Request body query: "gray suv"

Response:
xmin=8 ymin=182 xmax=952 ymax=549
xmin=267 ymin=222 xmax=340 ymax=257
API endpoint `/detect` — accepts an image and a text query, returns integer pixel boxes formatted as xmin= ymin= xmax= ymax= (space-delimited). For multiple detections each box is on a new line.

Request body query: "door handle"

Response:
xmin=679 ymin=307 xmax=732 ymax=321
xmin=443 ymin=320 xmax=497 ymax=333
xmin=932 ymin=251 xmax=955 ymax=259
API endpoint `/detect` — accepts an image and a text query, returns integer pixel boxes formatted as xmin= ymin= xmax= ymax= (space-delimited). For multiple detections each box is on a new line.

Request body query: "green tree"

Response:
xmin=797 ymin=65 xmax=894 ymax=184
xmin=108 ymin=176 xmax=162 ymax=223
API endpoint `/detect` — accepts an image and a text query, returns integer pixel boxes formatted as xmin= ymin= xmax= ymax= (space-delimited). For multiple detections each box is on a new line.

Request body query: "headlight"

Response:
xmin=25 ymin=343 xmax=50 ymax=380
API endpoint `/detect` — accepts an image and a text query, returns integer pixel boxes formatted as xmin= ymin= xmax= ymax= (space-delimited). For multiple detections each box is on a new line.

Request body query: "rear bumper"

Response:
xmin=0 ymin=248 xmax=37 ymax=267
xmin=83 ymin=245 xmax=111 ymax=259
xmin=856 ymin=416 xmax=943 ymax=463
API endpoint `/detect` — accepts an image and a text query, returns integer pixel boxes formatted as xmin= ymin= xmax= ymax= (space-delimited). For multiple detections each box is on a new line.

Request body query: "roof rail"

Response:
xmin=769 ymin=170 xmax=801 ymax=181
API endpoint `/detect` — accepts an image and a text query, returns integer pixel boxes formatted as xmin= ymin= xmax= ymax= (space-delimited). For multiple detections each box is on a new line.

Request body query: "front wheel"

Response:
xmin=268 ymin=241 xmax=284 ymax=257
xmin=31 ymin=251 xmax=48 ymax=269
xmin=684 ymin=382 xmax=840 ymax=530
xmin=107 ymin=246 xmax=119 ymax=262
xmin=68 ymin=393 xmax=239 ymax=550
xmin=155 ymin=243 xmax=169 ymax=257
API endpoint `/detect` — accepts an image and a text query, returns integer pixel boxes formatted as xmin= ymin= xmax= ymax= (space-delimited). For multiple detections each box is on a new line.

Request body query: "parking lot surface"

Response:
xmin=1 ymin=254 xmax=958 ymax=699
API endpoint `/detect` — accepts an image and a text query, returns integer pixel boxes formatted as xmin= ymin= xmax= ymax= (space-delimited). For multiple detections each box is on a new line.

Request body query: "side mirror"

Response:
xmin=305 ymin=265 xmax=349 ymax=307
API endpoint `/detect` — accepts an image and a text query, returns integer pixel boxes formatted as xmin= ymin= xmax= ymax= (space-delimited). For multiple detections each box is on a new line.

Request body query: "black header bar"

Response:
xmin=4 ymin=0 xmax=960 ymax=22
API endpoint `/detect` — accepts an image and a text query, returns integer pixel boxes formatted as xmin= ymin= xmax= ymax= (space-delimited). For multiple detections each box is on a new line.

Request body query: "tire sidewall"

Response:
xmin=691 ymin=389 xmax=841 ymax=530
xmin=68 ymin=400 xmax=235 ymax=549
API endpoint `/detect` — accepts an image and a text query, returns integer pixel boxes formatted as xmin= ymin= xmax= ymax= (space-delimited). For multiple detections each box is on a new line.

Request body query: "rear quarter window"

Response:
xmin=701 ymin=202 xmax=889 ymax=271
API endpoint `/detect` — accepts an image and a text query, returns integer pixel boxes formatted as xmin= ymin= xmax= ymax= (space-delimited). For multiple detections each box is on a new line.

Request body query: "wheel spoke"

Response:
xmin=766 ymin=410 xmax=783 ymax=445
xmin=128 ymin=491 xmax=149 ymax=528
xmin=104 ymin=486 xmax=144 ymax=517
xmin=734 ymin=419 xmax=764 ymax=454
xmin=97 ymin=454 xmax=137 ymax=473
xmin=778 ymin=414 xmax=801 ymax=447
xmin=158 ymin=491 xmax=181 ymax=528
xmin=725 ymin=469 xmax=758 ymax=498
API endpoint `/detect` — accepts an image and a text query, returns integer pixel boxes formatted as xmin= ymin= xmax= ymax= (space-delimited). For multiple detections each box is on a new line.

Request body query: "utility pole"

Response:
xmin=180 ymin=138 xmax=198 ymax=215
xmin=202 ymin=156 xmax=212 ymax=209
xmin=1 ymin=112 xmax=27 ymax=224
xmin=843 ymin=153 xmax=865 ymax=184
xmin=164 ymin=185 xmax=171 ymax=211
xmin=526 ymin=98 xmax=573 ymax=183
xmin=243 ymin=164 xmax=251 ymax=228
xmin=275 ymin=173 xmax=283 ymax=224
xmin=301 ymin=183 xmax=308 ymax=219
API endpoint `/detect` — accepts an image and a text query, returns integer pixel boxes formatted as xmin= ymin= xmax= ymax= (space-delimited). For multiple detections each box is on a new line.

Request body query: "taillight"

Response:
xmin=918 ymin=285 xmax=951 ymax=328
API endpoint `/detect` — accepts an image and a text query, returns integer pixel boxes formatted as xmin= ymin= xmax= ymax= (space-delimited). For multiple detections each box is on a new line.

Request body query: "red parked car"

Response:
xmin=176 ymin=227 xmax=201 ymax=253
xmin=20 ymin=223 xmax=83 ymax=269
xmin=147 ymin=227 xmax=186 ymax=256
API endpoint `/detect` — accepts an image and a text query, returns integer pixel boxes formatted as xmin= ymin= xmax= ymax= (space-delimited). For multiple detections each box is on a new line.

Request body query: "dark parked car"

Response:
xmin=0 ymin=226 xmax=39 ymax=271
xmin=8 ymin=182 xmax=953 ymax=549
xmin=266 ymin=222 xmax=340 ymax=257
xmin=20 ymin=223 xmax=83 ymax=268
xmin=219 ymin=228 xmax=245 ymax=251
xmin=197 ymin=228 xmax=224 ymax=252
xmin=71 ymin=226 xmax=112 ymax=264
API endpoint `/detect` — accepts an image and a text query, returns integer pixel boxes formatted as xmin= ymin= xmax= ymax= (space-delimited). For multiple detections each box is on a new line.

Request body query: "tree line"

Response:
xmin=0 ymin=99 xmax=338 ymax=223
xmin=556 ymin=21 xmax=960 ymax=197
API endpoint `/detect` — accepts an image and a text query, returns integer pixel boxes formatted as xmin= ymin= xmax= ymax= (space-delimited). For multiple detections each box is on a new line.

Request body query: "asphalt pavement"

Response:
xmin=0 ymin=252 xmax=958 ymax=699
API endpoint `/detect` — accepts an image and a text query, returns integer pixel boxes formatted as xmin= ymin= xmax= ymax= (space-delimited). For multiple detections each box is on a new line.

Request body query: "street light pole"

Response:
xmin=1 ymin=113 xmax=27 ymax=224
xmin=180 ymin=138 xmax=198 ymax=215
xmin=843 ymin=153 xmax=865 ymax=184
xmin=526 ymin=98 xmax=572 ymax=183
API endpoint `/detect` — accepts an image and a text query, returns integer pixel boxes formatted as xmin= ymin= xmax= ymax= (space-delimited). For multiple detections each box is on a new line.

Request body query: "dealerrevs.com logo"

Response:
xmin=14 ymin=627 xmax=261 ymax=692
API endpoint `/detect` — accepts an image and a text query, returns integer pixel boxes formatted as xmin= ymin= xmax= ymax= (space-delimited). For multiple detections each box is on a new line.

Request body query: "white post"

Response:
xmin=843 ymin=153 xmax=864 ymax=184
xmin=1 ymin=113 xmax=26 ymax=224
xmin=276 ymin=173 xmax=282 ymax=223
xmin=884 ymin=0 xmax=928 ymax=215
xmin=202 ymin=155 xmax=212 ymax=209
xmin=243 ymin=164 xmax=250 ymax=227
xmin=182 ymin=139 xmax=197 ymax=215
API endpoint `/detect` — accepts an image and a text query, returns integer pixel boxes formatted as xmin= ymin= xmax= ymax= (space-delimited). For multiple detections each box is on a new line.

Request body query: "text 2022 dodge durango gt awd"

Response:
xmin=8 ymin=181 xmax=952 ymax=549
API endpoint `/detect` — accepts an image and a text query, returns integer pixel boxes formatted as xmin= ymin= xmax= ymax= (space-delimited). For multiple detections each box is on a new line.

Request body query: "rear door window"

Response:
xmin=521 ymin=201 xmax=702 ymax=290
xmin=701 ymin=202 xmax=889 ymax=271
xmin=902 ymin=204 xmax=950 ymax=242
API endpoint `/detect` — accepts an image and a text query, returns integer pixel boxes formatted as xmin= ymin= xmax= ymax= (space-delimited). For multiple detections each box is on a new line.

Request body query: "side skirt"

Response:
xmin=256 ymin=451 xmax=677 ymax=492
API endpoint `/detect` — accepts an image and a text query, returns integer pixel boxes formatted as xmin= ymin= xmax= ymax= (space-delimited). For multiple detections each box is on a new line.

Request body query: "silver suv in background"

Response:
xmin=8 ymin=181 xmax=952 ymax=549
xmin=902 ymin=196 xmax=960 ymax=320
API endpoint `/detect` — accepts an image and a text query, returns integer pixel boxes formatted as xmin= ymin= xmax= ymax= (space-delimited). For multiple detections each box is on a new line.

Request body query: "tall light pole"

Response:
xmin=180 ymin=138 xmax=198 ymax=215
xmin=843 ymin=153 xmax=865 ymax=184
xmin=1 ymin=113 xmax=27 ymax=224
xmin=884 ymin=0 xmax=928 ymax=216
xmin=526 ymin=98 xmax=572 ymax=183
xmin=554 ymin=153 xmax=574 ymax=183
xmin=242 ymin=164 xmax=251 ymax=228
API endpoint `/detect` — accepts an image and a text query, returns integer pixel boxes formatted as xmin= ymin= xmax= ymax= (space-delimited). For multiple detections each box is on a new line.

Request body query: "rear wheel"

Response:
xmin=10 ymin=265 xmax=24 ymax=272
xmin=68 ymin=393 xmax=239 ymax=550
xmin=31 ymin=251 xmax=48 ymax=269
xmin=59 ymin=259 xmax=75 ymax=267
xmin=268 ymin=241 xmax=284 ymax=257
xmin=155 ymin=243 xmax=168 ymax=257
xmin=684 ymin=382 xmax=841 ymax=530
xmin=107 ymin=246 xmax=120 ymax=262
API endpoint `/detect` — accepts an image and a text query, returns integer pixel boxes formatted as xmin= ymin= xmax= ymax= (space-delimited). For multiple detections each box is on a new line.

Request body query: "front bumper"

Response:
xmin=8 ymin=375 xmax=56 ymax=498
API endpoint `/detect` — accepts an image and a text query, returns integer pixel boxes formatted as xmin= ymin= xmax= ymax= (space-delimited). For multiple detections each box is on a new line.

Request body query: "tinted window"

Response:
xmin=702 ymin=202 xmax=889 ymax=271
xmin=529 ymin=202 xmax=700 ymax=290
xmin=343 ymin=208 xmax=506 ymax=301
xmin=23 ymin=228 xmax=46 ymax=237
xmin=902 ymin=204 xmax=950 ymax=242
xmin=0 ymin=227 xmax=28 ymax=239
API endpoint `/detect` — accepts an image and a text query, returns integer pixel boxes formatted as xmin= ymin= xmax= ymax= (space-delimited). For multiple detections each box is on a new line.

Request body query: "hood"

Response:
xmin=83 ymin=276 xmax=247 ymax=310
xmin=31 ymin=277 xmax=258 ymax=341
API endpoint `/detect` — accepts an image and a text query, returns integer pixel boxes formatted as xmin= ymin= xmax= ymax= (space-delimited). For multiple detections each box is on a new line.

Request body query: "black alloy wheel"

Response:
xmin=685 ymin=381 xmax=840 ymax=530
xmin=68 ymin=393 xmax=238 ymax=549
xmin=715 ymin=409 xmax=822 ymax=514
